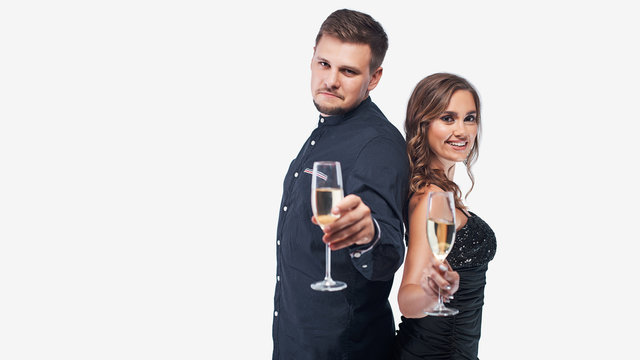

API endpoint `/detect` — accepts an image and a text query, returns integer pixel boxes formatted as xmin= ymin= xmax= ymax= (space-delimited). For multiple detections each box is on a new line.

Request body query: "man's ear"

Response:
xmin=367 ymin=67 xmax=383 ymax=91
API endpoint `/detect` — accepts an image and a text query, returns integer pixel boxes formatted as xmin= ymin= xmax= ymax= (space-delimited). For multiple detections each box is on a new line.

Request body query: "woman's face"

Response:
xmin=427 ymin=90 xmax=478 ymax=170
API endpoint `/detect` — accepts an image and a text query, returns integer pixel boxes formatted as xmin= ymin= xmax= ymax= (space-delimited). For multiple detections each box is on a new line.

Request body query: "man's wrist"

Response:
xmin=349 ymin=216 xmax=381 ymax=258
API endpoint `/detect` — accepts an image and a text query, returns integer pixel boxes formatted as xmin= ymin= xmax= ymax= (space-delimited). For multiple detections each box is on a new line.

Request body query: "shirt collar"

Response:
xmin=317 ymin=96 xmax=371 ymax=126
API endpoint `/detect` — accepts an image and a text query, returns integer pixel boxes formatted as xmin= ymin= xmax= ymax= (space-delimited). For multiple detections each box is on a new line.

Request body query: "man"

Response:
xmin=272 ymin=9 xmax=408 ymax=359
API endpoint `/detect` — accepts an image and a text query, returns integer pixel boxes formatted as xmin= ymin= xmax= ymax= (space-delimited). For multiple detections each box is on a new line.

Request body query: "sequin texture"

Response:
xmin=447 ymin=211 xmax=497 ymax=269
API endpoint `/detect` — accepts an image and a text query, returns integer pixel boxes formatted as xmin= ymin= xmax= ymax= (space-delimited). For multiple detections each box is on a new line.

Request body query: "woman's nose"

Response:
xmin=453 ymin=120 xmax=466 ymax=136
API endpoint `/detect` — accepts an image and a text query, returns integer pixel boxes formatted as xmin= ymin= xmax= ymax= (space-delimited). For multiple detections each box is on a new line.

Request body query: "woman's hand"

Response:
xmin=421 ymin=260 xmax=459 ymax=301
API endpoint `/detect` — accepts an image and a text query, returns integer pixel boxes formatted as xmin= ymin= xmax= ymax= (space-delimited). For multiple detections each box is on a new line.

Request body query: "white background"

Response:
xmin=1 ymin=1 xmax=639 ymax=359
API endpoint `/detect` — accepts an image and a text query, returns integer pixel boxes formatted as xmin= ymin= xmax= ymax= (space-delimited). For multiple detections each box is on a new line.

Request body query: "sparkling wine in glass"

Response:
xmin=424 ymin=191 xmax=459 ymax=316
xmin=310 ymin=161 xmax=347 ymax=292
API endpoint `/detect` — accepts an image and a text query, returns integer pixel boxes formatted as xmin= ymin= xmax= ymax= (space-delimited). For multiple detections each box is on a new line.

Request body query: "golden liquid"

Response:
xmin=314 ymin=187 xmax=342 ymax=228
xmin=427 ymin=218 xmax=455 ymax=261
xmin=315 ymin=214 xmax=338 ymax=226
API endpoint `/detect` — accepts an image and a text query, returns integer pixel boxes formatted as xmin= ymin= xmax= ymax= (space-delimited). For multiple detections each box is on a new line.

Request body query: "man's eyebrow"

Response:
xmin=338 ymin=65 xmax=361 ymax=74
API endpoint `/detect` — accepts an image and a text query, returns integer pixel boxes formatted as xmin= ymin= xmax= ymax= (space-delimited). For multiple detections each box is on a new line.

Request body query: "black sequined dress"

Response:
xmin=393 ymin=212 xmax=497 ymax=360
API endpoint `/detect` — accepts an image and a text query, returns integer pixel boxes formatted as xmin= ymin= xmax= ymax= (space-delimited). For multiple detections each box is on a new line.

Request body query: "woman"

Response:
xmin=394 ymin=73 xmax=497 ymax=359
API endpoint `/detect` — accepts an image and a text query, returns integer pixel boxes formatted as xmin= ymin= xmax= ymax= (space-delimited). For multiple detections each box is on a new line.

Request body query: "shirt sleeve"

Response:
xmin=345 ymin=135 xmax=408 ymax=281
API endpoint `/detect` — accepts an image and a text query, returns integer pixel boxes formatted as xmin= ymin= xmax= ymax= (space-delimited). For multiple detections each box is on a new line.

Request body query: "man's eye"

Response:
xmin=320 ymin=62 xmax=329 ymax=67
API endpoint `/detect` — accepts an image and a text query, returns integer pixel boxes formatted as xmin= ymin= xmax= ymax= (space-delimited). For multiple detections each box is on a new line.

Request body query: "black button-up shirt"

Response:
xmin=273 ymin=97 xmax=409 ymax=360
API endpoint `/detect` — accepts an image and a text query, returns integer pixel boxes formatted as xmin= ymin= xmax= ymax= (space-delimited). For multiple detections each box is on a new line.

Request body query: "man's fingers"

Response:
xmin=321 ymin=194 xmax=374 ymax=250
xmin=325 ymin=211 xmax=365 ymax=238
xmin=323 ymin=200 xmax=369 ymax=234
xmin=324 ymin=219 xmax=369 ymax=250
xmin=332 ymin=194 xmax=362 ymax=214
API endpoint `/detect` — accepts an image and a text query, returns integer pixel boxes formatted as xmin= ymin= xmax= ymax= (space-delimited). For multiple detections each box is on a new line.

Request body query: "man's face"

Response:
xmin=310 ymin=35 xmax=382 ymax=116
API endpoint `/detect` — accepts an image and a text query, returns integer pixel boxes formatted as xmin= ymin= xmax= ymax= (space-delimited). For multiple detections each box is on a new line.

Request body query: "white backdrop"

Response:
xmin=1 ymin=1 xmax=639 ymax=359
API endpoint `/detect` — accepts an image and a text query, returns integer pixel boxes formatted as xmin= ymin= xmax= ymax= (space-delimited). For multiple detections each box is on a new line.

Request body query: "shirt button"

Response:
xmin=320 ymin=118 xmax=325 ymax=123
xmin=277 ymin=275 xmax=280 ymax=281
xmin=353 ymin=252 xmax=361 ymax=258
xmin=294 ymin=172 xmax=299 ymax=177
xmin=283 ymin=206 xmax=288 ymax=212
xmin=274 ymin=311 xmax=279 ymax=317
xmin=311 ymin=140 xmax=316 ymax=146
xmin=362 ymin=264 xmax=368 ymax=268
xmin=277 ymin=240 xmax=281 ymax=245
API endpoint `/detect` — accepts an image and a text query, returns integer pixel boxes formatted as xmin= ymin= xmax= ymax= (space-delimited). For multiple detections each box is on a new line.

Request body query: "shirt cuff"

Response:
xmin=349 ymin=216 xmax=381 ymax=259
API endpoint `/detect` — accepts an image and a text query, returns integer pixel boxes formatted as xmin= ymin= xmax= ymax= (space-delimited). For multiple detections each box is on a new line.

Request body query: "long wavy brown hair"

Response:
xmin=405 ymin=73 xmax=481 ymax=210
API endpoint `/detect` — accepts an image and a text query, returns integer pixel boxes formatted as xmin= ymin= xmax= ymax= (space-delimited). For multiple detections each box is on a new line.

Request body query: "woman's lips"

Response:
xmin=446 ymin=141 xmax=468 ymax=150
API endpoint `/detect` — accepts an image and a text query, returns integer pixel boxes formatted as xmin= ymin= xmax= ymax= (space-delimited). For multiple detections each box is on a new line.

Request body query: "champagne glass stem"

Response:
xmin=324 ymin=243 xmax=332 ymax=281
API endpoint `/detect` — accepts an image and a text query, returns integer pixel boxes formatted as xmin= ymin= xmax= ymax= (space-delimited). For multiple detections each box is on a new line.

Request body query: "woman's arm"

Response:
xmin=397 ymin=187 xmax=460 ymax=318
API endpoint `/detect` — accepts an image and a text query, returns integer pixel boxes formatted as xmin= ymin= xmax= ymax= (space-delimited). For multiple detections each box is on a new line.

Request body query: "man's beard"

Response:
xmin=313 ymin=100 xmax=348 ymax=116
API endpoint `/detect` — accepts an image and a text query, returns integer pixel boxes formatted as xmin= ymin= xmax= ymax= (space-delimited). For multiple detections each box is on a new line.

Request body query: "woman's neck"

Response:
xmin=431 ymin=159 xmax=456 ymax=181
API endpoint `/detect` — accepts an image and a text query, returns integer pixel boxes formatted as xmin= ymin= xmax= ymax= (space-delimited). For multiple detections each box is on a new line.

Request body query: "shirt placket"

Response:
xmin=273 ymin=118 xmax=327 ymax=356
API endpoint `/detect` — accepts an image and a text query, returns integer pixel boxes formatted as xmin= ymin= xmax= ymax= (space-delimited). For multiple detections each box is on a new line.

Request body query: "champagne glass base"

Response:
xmin=424 ymin=306 xmax=459 ymax=317
xmin=311 ymin=279 xmax=347 ymax=292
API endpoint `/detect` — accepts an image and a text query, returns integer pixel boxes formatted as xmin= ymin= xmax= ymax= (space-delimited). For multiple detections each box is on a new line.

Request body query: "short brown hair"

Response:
xmin=315 ymin=9 xmax=388 ymax=73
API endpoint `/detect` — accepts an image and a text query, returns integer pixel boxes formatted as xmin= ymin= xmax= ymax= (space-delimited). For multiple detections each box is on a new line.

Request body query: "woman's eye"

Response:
xmin=464 ymin=115 xmax=476 ymax=122
xmin=440 ymin=115 xmax=454 ymax=122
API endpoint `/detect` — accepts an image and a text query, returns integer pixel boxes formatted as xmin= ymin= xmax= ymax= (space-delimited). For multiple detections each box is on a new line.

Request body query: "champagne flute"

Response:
xmin=310 ymin=161 xmax=347 ymax=291
xmin=424 ymin=191 xmax=459 ymax=316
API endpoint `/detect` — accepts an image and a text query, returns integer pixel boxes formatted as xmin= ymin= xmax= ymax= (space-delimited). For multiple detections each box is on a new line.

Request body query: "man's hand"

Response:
xmin=311 ymin=194 xmax=375 ymax=251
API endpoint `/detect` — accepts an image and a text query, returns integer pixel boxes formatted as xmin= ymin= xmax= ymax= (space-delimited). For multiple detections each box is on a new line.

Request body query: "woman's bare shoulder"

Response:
xmin=408 ymin=184 xmax=445 ymax=212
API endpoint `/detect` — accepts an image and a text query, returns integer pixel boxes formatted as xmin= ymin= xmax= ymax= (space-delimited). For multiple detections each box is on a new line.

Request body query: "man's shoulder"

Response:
xmin=356 ymin=113 xmax=405 ymax=144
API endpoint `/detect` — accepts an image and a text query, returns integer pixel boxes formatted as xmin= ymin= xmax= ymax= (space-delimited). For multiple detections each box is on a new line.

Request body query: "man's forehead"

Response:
xmin=314 ymin=36 xmax=371 ymax=68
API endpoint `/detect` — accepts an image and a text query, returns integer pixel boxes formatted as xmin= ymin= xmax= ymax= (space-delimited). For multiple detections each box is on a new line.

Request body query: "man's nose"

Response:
xmin=324 ymin=70 xmax=339 ymax=89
